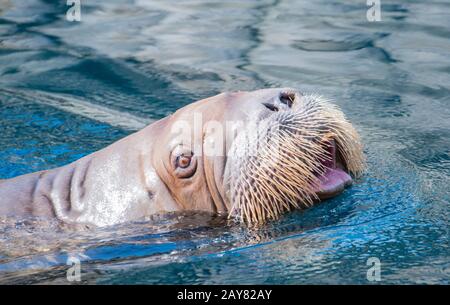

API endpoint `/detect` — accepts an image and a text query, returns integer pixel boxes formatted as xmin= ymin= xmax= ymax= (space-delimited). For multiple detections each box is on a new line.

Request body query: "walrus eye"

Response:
xmin=177 ymin=155 xmax=191 ymax=168
xmin=171 ymin=149 xmax=197 ymax=178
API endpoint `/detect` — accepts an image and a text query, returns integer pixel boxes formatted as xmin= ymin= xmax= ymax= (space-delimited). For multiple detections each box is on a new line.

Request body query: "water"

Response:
xmin=0 ymin=0 xmax=449 ymax=284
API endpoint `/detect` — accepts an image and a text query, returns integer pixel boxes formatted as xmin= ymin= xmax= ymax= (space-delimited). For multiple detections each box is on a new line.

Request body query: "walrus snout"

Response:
xmin=226 ymin=91 xmax=365 ymax=224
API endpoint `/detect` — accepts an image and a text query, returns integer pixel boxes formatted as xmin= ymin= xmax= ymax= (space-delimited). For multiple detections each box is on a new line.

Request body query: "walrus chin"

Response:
xmin=225 ymin=93 xmax=365 ymax=224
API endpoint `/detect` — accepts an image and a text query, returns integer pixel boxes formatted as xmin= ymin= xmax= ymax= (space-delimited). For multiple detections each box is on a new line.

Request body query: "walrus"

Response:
xmin=0 ymin=88 xmax=364 ymax=227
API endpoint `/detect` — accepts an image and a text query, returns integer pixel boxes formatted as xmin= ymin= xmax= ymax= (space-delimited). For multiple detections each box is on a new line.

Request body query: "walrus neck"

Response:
xmin=0 ymin=158 xmax=92 ymax=222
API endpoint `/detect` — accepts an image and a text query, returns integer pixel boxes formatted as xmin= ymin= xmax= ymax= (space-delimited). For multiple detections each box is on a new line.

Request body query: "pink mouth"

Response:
xmin=314 ymin=140 xmax=352 ymax=200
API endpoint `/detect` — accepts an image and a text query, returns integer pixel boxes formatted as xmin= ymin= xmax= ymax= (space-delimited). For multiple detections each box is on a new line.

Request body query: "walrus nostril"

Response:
xmin=263 ymin=102 xmax=279 ymax=112
xmin=279 ymin=92 xmax=295 ymax=108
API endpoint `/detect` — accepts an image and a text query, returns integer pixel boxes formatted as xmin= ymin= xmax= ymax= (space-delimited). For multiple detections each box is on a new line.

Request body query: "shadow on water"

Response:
xmin=0 ymin=0 xmax=449 ymax=284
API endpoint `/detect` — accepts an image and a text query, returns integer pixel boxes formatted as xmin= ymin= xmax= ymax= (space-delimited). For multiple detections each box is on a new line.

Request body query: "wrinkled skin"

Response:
xmin=0 ymin=88 xmax=360 ymax=227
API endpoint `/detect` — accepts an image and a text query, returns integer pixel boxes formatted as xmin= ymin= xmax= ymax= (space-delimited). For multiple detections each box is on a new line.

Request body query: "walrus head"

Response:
xmin=0 ymin=88 xmax=364 ymax=227
xmin=151 ymin=88 xmax=364 ymax=225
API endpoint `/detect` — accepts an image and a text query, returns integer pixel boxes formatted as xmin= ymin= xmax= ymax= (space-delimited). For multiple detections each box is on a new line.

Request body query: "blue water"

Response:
xmin=0 ymin=0 xmax=449 ymax=284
